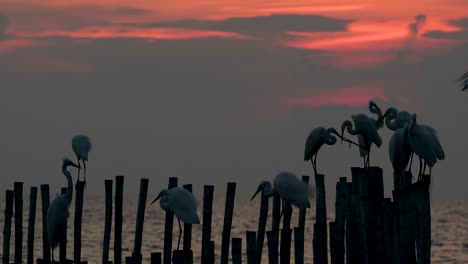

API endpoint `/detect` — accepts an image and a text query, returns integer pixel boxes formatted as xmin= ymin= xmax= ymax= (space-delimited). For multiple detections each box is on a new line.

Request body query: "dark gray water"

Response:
xmin=0 ymin=197 xmax=467 ymax=263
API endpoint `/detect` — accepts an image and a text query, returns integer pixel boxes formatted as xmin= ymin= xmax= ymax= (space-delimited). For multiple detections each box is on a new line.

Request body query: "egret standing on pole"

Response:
xmin=46 ymin=158 xmax=80 ymax=261
xmin=389 ymin=123 xmax=412 ymax=187
xmin=150 ymin=187 xmax=200 ymax=250
xmin=304 ymin=127 xmax=341 ymax=175
xmin=356 ymin=101 xmax=385 ymax=166
xmin=72 ymin=135 xmax=91 ymax=186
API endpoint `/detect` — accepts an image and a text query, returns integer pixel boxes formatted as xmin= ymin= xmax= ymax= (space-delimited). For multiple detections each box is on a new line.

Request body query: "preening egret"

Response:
xmin=457 ymin=71 xmax=468 ymax=91
xmin=383 ymin=107 xmax=412 ymax=131
xmin=46 ymin=158 xmax=80 ymax=261
xmin=356 ymin=101 xmax=385 ymax=166
xmin=341 ymin=113 xmax=382 ymax=168
xmin=408 ymin=114 xmax=445 ymax=180
xmin=151 ymin=187 xmax=200 ymax=250
xmin=304 ymin=127 xmax=341 ymax=175
xmin=72 ymin=135 xmax=91 ymax=186
xmin=389 ymin=124 xmax=412 ymax=186
xmin=251 ymin=172 xmax=311 ymax=219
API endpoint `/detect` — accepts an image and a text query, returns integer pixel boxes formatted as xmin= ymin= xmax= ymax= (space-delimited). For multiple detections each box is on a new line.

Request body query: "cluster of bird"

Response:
xmin=46 ymin=101 xmax=446 ymax=260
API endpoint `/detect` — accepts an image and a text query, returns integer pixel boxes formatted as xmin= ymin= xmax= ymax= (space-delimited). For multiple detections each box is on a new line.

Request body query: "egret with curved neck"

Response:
xmin=304 ymin=127 xmax=340 ymax=175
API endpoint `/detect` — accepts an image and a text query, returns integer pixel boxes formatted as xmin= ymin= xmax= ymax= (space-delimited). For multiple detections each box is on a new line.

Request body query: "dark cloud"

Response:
xmin=424 ymin=17 xmax=468 ymax=39
xmin=114 ymin=7 xmax=151 ymax=16
xmin=409 ymin=14 xmax=427 ymax=36
xmin=0 ymin=13 xmax=9 ymax=41
xmin=122 ymin=14 xmax=353 ymax=35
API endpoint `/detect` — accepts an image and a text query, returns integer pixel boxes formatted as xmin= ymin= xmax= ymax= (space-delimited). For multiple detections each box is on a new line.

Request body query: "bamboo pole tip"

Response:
xmin=339 ymin=177 xmax=347 ymax=182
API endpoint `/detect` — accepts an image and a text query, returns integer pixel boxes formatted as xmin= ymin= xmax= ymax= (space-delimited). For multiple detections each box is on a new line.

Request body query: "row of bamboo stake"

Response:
xmin=1 ymin=167 xmax=431 ymax=264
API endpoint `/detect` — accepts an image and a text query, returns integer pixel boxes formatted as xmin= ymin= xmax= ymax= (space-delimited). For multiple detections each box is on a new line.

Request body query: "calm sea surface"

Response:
xmin=0 ymin=197 xmax=467 ymax=263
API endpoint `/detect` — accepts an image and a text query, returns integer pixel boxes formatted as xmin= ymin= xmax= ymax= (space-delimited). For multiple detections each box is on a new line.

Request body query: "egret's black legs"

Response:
xmin=313 ymin=154 xmax=318 ymax=175
xmin=408 ymin=151 xmax=414 ymax=173
xmin=77 ymin=158 xmax=81 ymax=183
xmin=177 ymin=218 xmax=182 ymax=250
xmin=418 ymin=157 xmax=422 ymax=180
xmin=83 ymin=160 xmax=87 ymax=189
xmin=279 ymin=199 xmax=286 ymax=220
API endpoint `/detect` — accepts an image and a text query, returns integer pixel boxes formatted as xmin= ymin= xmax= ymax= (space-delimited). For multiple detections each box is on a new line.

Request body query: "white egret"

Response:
xmin=383 ymin=107 xmax=412 ymax=131
xmin=151 ymin=187 xmax=200 ymax=250
xmin=356 ymin=101 xmax=385 ymax=166
xmin=72 ymin=135 xmax=92 ymax=186
xmin=389 ymin=124 xmax=412 ymax=187
xmin=251 ymin=172 xmax=311 ymax=219
xmin=304 ymin=127 xmax=341 ymax=175
xmin=408 ymin=114 xmax=445 ymax=180
xmin=341 ymin=113 xmax=382 ymax=168
xmin=457 ymin=71 xmax=468 ymax=91
xmin=46 ymin=158 xmax=80 ymax=261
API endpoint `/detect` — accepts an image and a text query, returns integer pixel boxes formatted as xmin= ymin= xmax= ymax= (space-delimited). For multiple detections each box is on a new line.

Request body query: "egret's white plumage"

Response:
xmin=46 ymin=158 xmax=79 ymax=261
xmin=251 ymin=172 xmax=312 ymax=212
xmin=384 ymin=107 xmax=412 ymax=131
xmin=304 ymin=127 xmax=340 ymax=175
xmin=341 ymin=113 xmax=382 ymax=168
xmin=389 ymin=124 xmax=412 ymax=182
xmin=357 ymin=101 xmax=385 ymax=164
xmin=151 ymin=187 xmax=200 ymax=249
xmin=72 ymin=135 xmax=91 ymax=185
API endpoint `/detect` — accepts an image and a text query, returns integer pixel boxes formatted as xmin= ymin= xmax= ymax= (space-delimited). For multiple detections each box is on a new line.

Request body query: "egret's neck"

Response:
xmin=160 ymin=196 xmax=169 ymax=211
xmin=385 ymin=114 xmax=398 ymax=131
xmin=62 ymin=170 xmax=73 ymax=206
xmin=263 ymin=184 xmax=275 ymax=198
xmin=325 ymin=129 xmax=338 ymax=145
xmin=345 ymin=122 xmax=359 ymax=135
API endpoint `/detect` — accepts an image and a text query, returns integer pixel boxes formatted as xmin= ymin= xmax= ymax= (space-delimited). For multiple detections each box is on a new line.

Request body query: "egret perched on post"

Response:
xmin=72 ymin=135 xmax=91 ymax=186
xmin=356 ymin=101 xmax=385 ymax=166
xmin=383 ymin=107 xmax=412 ymax=131
xmin=341 ymin=113 xmax=382 ymax=168
xmin=304 ymin=127 xmax=341 ymax=175
xmin=46 ymin=158 xmax=80 ymax=261
xmin=408 ymin=113 xmax=445 ymax=180
xmin=457 ymin=71 xmax=468 ymax=91
xmin=150 ymin=187 xmax=200 ymax=250
xmin=389 ymin=124 xmax=412 ymax=187
xmin=251 ymin=171 xmax=311 ymax=219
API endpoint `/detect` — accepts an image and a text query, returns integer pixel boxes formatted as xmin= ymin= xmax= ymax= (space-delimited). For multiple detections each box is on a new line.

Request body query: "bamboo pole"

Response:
xmin=346 ymin=168 xmax=361 ymax=264
xmin=231 ymin=238 xmax=242 ymax=264
xmin=132 ymin=178 xmax=149 ymax=264
xmin=294 ymin=227 xmax=304 ymax=264
xmin=59 ymin=187 xmax=68 ymax=263
xmin=74 ymin=181 xmax=85 ymax=264
xmin=220 ymin=182 xmax=236 ymax=264
xmin=163 ymin=177 xmax=178 ymax=264
xmin=2 ymin=190 xmax=14 ymax=264
xmin=298 ymin=175 xmax=310 ymax=229
xmin=182 ymin=184 xmax=193 ymax=252
xmin=14 ymin=182 xmax=23 ymax=264
xmin=114 ymin=175 xmax=125 ymax=264
xmin=266 ymin=231 xmax=277 ymax=264
xmin=358 ymin=169 xmax=369 ymax=264
xmin=201 ymin=185 xmax=214 ymax=264
xmin=102 ymin=180 xmax=113 ymax=264
xmin=270 ymin=193 xmax=281 ymax=264
xmin=150 ymin=252 xmax=161 ymax=264
xmin=415 ymin=175 xmax=431 ymax=264
xmin=334 ymin=177 xmax=347 ymax=264
xmin=27 ymin=187 xmax=37 ymax=264
xmin=246 ymin=231 xmax=257 ymax=264
xmin=313 ymin=174 xmax=327 ymax=264
xmin=280 ymin=201 xmax=292 ymax=264
xmin=255 ymin=188 xmax=269 ymax=263
xmin=40 ymin=184 xmax=51 ymax=263
xmin=329 ymin=222 xmax=337 ymax=264
xmin=366 ymin=167 xmax=385 ymax=263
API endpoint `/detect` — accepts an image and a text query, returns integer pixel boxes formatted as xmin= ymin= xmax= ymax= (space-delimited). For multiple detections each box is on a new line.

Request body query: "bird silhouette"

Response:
xmin=457 ymin=71 xmax=468 ymax=91
xmin=72 ymin=135 xmax=91 ymax=186
xmin=389 ymin=124 xmax=412 ymax=187
xmin=251 ymin=171 xmax=312 ymax=219
xmin=341 ymin=113 xmax=382 ymax=168
xmin=46 ymin=158 xmax=80 ymax=262
xmin=151 ymin=187 xmax=200 ymax=250
xmin=356 ymin=101 xmax=385 ymax=167
xmin=304 ymin=127 xmax=340 ymax=175
xmin=383 ymin=107 xmax=412 ymax=131
xmin=408 ymin=113 xmax=445 ymax=180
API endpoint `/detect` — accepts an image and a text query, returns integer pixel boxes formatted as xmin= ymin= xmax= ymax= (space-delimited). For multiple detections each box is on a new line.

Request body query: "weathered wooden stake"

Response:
xmin=294 ymin=227 xmax=304 ymax=264
xmin=182 ymin=184 xmax=193 ymax=252
xmin=2 ymin=190 xmax=14 ymax=264
xmin=255 ymin=187 xmax=269 ymax=264
xmin=270 ymin=194 xmax=281 ymax=264
xmin=246 ymin=231 xmax=257 ymax=264
xmin=59 ymin=187 xmax=68 ymax=263
xmin=266 ymin=231 xmax=278 ymax=264
xmin=367 ymin=167 xmax=384 ymax=263
xmin=131 ymin=178 xmax=149 ymax=264
xmin=150 ymin=252 xmax=161 ymax=264
xmin=313 ymin=174 xmax=327 ymax=264
xmin=40 ymin=184 xmax=51 ymax=263
xmin=14 ymin=182 xmax=23 ymax=264
xmin=334 ymin=177 xmax=347 ymax=264
xmin=231 ymin=238 xmax=242 ymax=264
xmin=329 ymin=222 xmax=338 ymax=264
xmin=220 ymin=182 xmax=236 ymax=264
xmin=103 ymin=180 xmax=113 ymax=264
xmin=114 ymin=176 xmax=125 ymax=264
xmin=280 ymin=202 xmax=292 ymax=264
xmin=74 ymin=181 xmax=85 ymax=264
xmin=415 ymin=175 xmax=431 ymax=264
xmin=163 ymin=177 xmax=178 ymax=264
xmin=346 ymin=168 xmax=361 ymax=264
xmin=358 ymin=169 xmax=369 ymax=264
xmin=201 ymin=185 xmax=214 ymax=264
xmin=27 ymin=187 xmax=37 ymax=264
xmin=298 ymin=175 xmax=310 ymax=229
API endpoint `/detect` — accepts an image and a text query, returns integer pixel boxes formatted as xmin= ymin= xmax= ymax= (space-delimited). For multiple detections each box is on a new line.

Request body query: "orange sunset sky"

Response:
xmin=1 ymin=0 xmax=468 ymax=198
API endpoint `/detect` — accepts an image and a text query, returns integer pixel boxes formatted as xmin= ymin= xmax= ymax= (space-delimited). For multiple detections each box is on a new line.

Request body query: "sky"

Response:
xmin=1 ymin=0 xmax=468 ymax=200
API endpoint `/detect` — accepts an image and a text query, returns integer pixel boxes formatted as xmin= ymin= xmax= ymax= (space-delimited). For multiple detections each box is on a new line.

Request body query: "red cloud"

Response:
xmin=281 ymin=85 xmax=387 ymax=107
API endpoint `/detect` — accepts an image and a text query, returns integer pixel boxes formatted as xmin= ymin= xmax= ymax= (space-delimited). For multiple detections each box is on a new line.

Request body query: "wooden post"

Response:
xmin=298 ymin=175 xmax=310 ymax=228
xmin=382 ymin=198 xmax=394 ymax=264
xmin=231 ymin=238 xmax=242 ymax=264
xmin=14 ymin=182 xmax=23 ymax=264
xmin=329 ymin=222 xmax=337 ymax=264
xmin=103 ymin=180 xmax=113 ymax=264
xmin=394 ymin=187 xmax=411 ymax=264
xmin=201 ymin=185 xmax=214 ymax=264
xmin=130 ymin=178 xmax=149 ymax=264
xmin=182 ymin=184 xmax=193 ymax=252
xmin=40 ymin=184 xmax=51 ymax=263
xmin=390 ymin=200 xmax=400 ymax=264
xmin=294 ymin=227 xmax=304 ymax=264
xmin=280 ymin=202 xmax=292 ymax=264
xmin=163 ymin=177 xmax=178 ymax=264
xmin=334 ymin=177 xmax=347 ymax=264
xmin=346 ymin=168 xmax=361 ymax=264
xmin=358 ymin=169 xmax=370 ymax=264
xmin=313 ymin=174 xmax=327 ymax=264
xmin=402 ymin=172 xmax=416 ymax=263
xmin=246 ymin=231 xmax=257 ymax=264
xmin=366 ymin=167 xmax=384 ymax=263
xmin=27 ymin=187 xmax=37 ymax=264
xmin=415 ymin=175 xmax=431 ymax=264
xmin=220 ymin=182 xmax=236 ymax=264
xmin=59 ymin=187 xmax=68 ymax=263
xmin=74 ymin=181 xmax=85 ymax=264
xmin=255 ymin=187 xmax=269 ymax=264
xmin=270 ymin=194 xmax=281 ymax=264
xmin=150 ymin=252 xmax=161 ymax=264
xmin=114 ymin=176 xmax=125 ymax=264
xmin=172 ymin=250 xmax=184 ymax=264
xmin=2 ymin=190 xmax=14 ymax=264
xmin=266 ymin=231 xmax=278 ymax=264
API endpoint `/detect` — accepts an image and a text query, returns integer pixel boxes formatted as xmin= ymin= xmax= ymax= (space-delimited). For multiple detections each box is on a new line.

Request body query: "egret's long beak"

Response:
xmin=377 ymin=109 xmax=389 ymax=124
xmin=250 ymin=186 xmax=262 ymax=201
xmin=70 ymin=161 xmax=80 ymax=168
xmin=150 ymin=193 xmax=162 ymax=205
xmin=340 ymin=130 xmax=344 ymax=144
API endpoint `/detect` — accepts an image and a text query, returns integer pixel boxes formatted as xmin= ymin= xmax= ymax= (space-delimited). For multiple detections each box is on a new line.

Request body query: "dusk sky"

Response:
xmin=1 ymin=0 xmax=468 ymax=199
